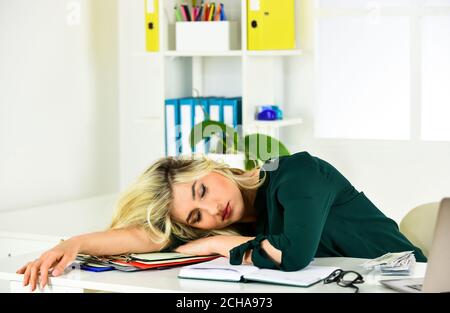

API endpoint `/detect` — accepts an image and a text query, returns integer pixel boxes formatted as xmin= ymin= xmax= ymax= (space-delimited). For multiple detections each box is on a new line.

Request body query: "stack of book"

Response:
xmin=74 ymin=252 xmax=220 ymax=272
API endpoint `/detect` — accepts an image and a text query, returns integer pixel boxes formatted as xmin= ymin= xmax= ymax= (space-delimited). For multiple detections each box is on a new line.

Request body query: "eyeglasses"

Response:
xmin=323 ymin=269 xmax=364 ymax=293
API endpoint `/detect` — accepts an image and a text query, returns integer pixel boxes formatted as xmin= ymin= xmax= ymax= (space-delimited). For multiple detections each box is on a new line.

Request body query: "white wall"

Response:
xmin=118 ymin=0 xmax=166 ymax=190
xmin=116 ymin=0 xmax=450 ymax=224
xmin=281 ymin=0 xmax=450 ymax=223
xmin=0 ymin=0 xmax=119 ymax=211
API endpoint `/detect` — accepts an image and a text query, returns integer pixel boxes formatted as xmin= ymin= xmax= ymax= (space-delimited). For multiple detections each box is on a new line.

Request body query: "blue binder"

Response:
xmin=165 ymin=99 xmax=181 ymax=156
xmin=193 ymin=97 xmax=210 ymax=154
xmin=179 ymin=98 xmax=196 ymax=155
xmin=207 ymin=97 xmax=224 ymax=122
xmin=222 ymin=97 xmax=242 ymax=128
xmin=166 ymin=97 xmax=242 ymax=156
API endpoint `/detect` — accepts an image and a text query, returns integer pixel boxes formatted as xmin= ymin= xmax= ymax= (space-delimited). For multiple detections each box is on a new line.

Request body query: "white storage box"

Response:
xmin=176 ymin=21 xmax=239 ymax=52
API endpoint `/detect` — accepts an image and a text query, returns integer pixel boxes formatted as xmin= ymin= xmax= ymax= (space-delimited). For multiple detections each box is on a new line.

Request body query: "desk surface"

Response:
xmin=0 ymin=252 xmax=427 ymax=293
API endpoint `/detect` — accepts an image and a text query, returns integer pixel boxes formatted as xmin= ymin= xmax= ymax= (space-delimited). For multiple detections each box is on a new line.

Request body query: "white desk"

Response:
xmin=0 ymin=252 xmax=427 ymax=293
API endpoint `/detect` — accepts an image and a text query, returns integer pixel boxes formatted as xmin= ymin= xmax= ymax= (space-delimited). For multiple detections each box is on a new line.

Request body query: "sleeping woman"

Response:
xmin=17 ymin=151 xmax=426 ymax=291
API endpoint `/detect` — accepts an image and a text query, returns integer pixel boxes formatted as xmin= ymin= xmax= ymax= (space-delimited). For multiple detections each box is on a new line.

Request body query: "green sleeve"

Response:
xmin=230 ymin=155 xmax=334 ymax=271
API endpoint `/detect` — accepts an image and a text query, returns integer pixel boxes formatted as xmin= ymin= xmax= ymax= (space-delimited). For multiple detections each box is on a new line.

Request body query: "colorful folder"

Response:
xmin=165 ymin=97 xmax=242 ymax=156
xmin=179 ymin=98 xmax=196 ymax=155
xmin=223 ymin=97 xmax=242 ymax=129
xmin=165 ymin=99 xmax=181 ymax=156
xmin=194 ymin=98 xmax=210 ymax=154
xmin=145 ymin=0 xmax=159 ymax=52
xmin=247 ymin=0 xmax=296 ymax=50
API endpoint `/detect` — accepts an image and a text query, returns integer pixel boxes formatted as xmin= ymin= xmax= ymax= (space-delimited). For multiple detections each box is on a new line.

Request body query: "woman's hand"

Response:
xmin=174 ymin=236 xmax=217 ymax=256
xmin=174 ymin=235 xmax=260 ymax=264
xmin=16 ymin=238 xmax=81 ymax=291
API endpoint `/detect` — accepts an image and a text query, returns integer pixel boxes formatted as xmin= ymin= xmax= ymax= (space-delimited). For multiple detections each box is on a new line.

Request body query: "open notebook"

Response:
xmin=178 ymin=257 xmax=339 ymax=287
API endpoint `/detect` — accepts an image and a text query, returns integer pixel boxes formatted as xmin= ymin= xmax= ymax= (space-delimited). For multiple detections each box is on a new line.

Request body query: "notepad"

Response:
xmin=178 ymin=257 xmax=339 ymax=287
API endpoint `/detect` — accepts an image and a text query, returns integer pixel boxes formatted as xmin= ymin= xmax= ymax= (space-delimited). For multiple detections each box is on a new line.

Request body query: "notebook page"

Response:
xmin=178 ymin=257 xmax=260 ymax=282
xmin=244 ymin=265 xmax=340 ymax=287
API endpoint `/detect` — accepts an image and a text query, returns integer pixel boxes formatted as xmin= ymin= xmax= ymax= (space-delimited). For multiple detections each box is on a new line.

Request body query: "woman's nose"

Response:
xmin=201 ymin=200 xmax=220 ymax=217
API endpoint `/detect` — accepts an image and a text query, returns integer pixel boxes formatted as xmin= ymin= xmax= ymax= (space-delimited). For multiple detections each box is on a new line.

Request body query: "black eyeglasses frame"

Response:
xmin=323 ymin=268 xmax=364 ymax=293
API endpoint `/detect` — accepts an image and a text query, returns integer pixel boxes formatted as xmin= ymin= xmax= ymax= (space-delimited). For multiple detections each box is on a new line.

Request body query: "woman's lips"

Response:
xmin=223 ymin=202 xmax=231 ymax=220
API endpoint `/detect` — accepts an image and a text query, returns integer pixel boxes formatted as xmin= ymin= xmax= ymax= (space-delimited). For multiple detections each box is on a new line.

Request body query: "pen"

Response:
xmin=204 ymin=0 xmax=210 ymax=21
xmin=208 ymin=3 xmax=214 ymax=21
xmin=214 ymin=3 xmax=221 ymax=21
xmin=184 ymin=4 xmax=192 ymax=21
xmin=196 ymin=5 xmax=203 ymax=21
xmin=220 ymin=3 xmax=226 ymax=21
xmin=180 ymin=4 xmax=188 ymax=21
xmin=174 ymin=6 xmax=182 ymax=22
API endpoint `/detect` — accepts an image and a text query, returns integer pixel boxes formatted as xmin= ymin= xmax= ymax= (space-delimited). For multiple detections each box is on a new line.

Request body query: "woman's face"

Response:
xmin=170 ymin=172 xmax=245 ymax=230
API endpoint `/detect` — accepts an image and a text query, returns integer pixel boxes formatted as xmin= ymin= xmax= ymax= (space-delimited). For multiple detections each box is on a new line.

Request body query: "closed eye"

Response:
xmin=189 ymin=184 xmax=206 ymax=224
xmin=201 ymin=184 xmax=207 ymax=198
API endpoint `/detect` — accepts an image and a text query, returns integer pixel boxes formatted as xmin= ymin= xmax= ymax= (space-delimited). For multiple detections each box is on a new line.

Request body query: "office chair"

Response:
xmin=399 ymin=202 xmax=440 ymax=258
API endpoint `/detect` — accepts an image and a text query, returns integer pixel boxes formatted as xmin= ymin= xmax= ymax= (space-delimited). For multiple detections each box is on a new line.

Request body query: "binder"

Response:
xmin=207 ymin=97 xmax=224 ymax=122
xmin=198 ymin=97 xmax=214 ymax=154
xmin=179 ymin=98 xmax=196 ymax=155
xmin=165 ymin=99 xmax=181 ymax=156
xmin=207 ymin=98 xmax=224 ymax=153
xmin=222 ymin=97 xmax=242 ymax=128
xmin=145 ymin=0 xmax=159 ymax=52
xmin=247 ymin=0 xmax=296 ymax=50
xmin=194 ymin=98 xmax=209 ymax=154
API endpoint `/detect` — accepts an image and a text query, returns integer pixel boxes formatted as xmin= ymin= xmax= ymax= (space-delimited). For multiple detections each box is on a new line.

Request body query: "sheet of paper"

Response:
xmin=244 ymin=265 xmax=339 ymax=287
xmin=181 ymin=257 xmax=260 ymax=276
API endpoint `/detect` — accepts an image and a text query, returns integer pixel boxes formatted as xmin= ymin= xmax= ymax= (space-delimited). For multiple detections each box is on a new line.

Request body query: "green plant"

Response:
xmin=189 ymin=120 xmax=291 ymax=170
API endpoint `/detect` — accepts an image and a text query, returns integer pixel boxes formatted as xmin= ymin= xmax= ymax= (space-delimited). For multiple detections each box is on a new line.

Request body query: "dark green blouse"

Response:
xmin=228 ymin=151 xmax=427 ymax=271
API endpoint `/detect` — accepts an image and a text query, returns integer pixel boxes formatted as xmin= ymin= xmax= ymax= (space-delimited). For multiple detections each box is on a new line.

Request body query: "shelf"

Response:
xmin=164 ymin=51 xmax=243 ymax=57
xmin=133 ymin=116 xmax=161 ymax=123
xmin=162 ymin=50 xmax=303 ymax=57
xmin=245 ymin=50 xmax=303 ymax=57
xmin=246 ymin=118 xmax=304 ymax=128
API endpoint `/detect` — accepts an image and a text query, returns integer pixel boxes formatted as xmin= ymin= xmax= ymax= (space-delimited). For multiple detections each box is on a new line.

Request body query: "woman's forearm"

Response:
xmin=71 ymin=227 xmax=164 ymax=256
xmin=212 ymin=236 xmax=282 ymax=266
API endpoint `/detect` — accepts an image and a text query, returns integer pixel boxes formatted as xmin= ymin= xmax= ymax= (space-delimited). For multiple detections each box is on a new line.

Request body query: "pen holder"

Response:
xmin=175 ymin=21 xmax=239 ymax=52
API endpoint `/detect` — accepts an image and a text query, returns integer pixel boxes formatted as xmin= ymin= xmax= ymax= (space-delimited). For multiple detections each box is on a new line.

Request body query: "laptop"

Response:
xmin=380 ymin=198 xmax=450 ymax=293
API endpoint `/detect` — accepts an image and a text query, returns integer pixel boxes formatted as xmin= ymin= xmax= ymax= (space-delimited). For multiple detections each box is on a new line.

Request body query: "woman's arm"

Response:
xmin=213 ymin=236 xmax=282 ymax=266
xmin=75 ymin=227 xmax=165 ymax=256
xmin=17 ymin=227 xmax=164 ymax=291
xmin=175 ymin=235 xmax=282 ymax=266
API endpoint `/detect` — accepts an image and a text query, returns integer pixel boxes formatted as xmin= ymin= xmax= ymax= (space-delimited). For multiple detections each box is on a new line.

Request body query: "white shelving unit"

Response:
xmin=151 ymin=0 xmax=304 ymax=153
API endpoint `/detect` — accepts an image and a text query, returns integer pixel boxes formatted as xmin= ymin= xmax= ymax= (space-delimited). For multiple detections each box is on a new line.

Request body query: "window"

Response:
xmin=315 ymin=0 xmax=450 ymax=142
xmin=421 ymin=16 xmax=450 ymax=141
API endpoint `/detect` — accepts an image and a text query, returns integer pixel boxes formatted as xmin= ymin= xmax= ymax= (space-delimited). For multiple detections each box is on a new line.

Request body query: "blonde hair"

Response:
xmin=109 ymin=154 xmax=266 ymax=250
